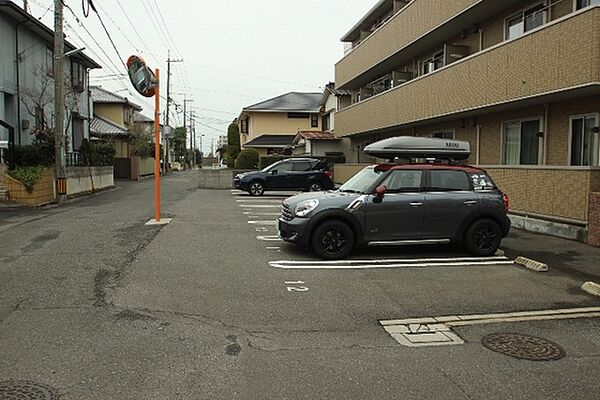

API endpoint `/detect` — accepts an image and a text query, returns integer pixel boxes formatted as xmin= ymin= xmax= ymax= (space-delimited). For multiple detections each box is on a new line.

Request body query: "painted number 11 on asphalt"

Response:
xmin=286 ymin=281 xmax=308 ymax=292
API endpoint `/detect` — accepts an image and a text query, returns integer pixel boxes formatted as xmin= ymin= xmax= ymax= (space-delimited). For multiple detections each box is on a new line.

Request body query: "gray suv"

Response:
xmin=278 ymin=163 xmax=511 ymax=259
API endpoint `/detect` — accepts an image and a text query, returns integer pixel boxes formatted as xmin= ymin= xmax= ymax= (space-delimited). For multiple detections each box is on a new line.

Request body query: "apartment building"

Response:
xmin=335 ymin=0 xmax=600 ymax=239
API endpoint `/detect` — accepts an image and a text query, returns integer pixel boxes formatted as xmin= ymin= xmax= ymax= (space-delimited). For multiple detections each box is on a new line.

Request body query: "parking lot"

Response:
xmin=226 ymin=187 xmax=600 ymax=350
xmin=3 ymin=175 xmax=600 ymax=399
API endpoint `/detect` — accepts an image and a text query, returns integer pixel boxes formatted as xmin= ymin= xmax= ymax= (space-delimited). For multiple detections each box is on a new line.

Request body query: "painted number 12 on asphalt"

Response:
xmin=286 ymin=281 xmax=308 ymax=292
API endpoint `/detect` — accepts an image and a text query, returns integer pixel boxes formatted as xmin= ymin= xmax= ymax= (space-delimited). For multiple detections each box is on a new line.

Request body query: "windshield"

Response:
xmin=339 ymin=167 xmax=384 ymax=194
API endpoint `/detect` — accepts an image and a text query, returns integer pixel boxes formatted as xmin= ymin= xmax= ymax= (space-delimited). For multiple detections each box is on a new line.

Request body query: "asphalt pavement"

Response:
xmin=1 ymin=172 xmax=599 ymax=399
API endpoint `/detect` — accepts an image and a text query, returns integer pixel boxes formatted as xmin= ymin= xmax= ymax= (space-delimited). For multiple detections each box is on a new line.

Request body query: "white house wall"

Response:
xmin=325 ymin=93 xmax=337 ymax=131
xmin=0 ymin=14 xmax=92 ymax=149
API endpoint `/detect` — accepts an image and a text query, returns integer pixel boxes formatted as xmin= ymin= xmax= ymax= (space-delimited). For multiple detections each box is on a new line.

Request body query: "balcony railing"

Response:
xmin=335 ymin=7 xmax=600 ymax=138
xmin=335 ymin=0 xmax=481 ymax=88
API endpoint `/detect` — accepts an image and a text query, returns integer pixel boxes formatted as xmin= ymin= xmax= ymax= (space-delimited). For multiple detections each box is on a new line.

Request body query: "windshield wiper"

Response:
xmin=339 ymin=189 xmax=361 ymax=194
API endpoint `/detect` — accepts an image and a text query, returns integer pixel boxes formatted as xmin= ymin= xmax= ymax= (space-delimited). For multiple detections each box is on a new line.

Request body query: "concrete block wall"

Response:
xmin=66 ymin=166 xmax=114 ymax=196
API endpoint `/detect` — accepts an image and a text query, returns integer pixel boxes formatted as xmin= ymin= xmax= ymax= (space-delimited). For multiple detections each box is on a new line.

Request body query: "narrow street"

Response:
xmin=1 ymin=172 xmax=599 ymax=399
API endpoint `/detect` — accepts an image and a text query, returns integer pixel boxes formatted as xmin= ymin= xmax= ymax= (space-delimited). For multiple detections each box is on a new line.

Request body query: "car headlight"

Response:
xmin=295 ymin=199 xmax=319 ymax=217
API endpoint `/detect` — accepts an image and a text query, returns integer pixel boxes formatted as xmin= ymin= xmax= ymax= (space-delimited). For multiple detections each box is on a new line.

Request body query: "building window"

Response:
xmin=72 ymin=116 xmax=85 ymax=150
xmin=241 ymin=118 xmax=248 ymax=134
xmin=505 ymin=3 xmax=546 ymax=40
xmin=45 ymin=48 xmax=54 ymax=77
xmin=577 ymin=0 xmax=600 ymax=9
xmin=422 ymin=51 xmax=444 ymax=75
xmin=35 ymin=106 xmax=45 ymax=130
xmin=287 ymin=112 xmax=309 ymax=119
xmin=323 ymin=114 xmax=331 ymax=131
xmin=71 ymin=61 xmax=85 ymax=92
xmin=310 ymin=114 xmax=319 ymax=128
xmin=432 ymin=130 xmax=455 ymax=139
xmin=570 ymin=114 xmax=599 ymax=166
xmin=502 ymin=119 xmax=542 ymax=165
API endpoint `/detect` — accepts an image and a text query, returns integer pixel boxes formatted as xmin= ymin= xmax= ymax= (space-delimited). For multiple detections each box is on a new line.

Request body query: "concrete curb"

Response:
xmin=581 ymin=282 xmax=600 ymax=298
xmin=515 ymin=256 xmax=548 ymax=272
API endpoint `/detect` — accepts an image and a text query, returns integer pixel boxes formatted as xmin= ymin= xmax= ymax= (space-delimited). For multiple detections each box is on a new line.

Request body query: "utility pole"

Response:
xmin=54 ymin=0 xmax=67 ymax=204
xmin=23 ymin=0 xmax=28 ymax=12
xmin=182 ymin=98 xmax=193 ymax=169
xmin=164 ymin=52 xmax=182 ymax=175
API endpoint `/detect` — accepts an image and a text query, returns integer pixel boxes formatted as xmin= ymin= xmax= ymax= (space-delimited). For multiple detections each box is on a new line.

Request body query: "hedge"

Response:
xmin=234 ymin=148 xmax=259 ymax=169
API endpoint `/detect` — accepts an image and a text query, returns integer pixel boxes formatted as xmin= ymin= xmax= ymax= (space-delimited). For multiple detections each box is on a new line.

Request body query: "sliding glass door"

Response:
xmin=503 ymin=119 xmax=541 ymax=165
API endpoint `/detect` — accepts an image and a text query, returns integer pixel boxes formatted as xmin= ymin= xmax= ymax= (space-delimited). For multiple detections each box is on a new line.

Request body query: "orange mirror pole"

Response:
xmin=154 ymin=69 xmax=161 ymax=222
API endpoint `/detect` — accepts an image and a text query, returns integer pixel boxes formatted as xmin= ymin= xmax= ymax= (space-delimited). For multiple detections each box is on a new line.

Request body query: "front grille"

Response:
xmin=281 ymin=204 xmax=294 ymax=221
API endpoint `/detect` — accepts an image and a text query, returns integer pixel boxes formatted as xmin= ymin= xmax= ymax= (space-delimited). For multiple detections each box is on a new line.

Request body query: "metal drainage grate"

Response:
xmin=482 ymin=333 xmax=565 ymax=361
xmin=0 ymin=381 xmax=58 ymax=400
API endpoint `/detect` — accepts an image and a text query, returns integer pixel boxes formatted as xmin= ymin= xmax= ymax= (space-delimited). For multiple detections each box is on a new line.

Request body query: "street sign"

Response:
xmin=127 ymin=55 xmax=157 ymax=97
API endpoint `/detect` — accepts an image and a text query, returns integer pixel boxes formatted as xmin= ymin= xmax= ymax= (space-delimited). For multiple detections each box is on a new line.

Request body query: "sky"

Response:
xmin=15 ymin=0 xmax=374 ymax=155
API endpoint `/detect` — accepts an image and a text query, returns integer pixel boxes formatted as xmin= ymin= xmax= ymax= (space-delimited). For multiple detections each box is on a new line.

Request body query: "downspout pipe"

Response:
xmin=14 ymin=18 xmax=30 ymax=146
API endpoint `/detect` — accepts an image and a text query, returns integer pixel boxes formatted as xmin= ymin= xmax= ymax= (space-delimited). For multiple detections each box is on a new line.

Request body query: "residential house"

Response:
xmin=335 ymin=0 xmax=600 ymax=240
xmin=0 ymin=0 xmax=100 ymax=155
xmin=292 ymin=83 xmax=352 ymax=158
xmin=238 ymin=92 xmax=323 ymax=156
xmin=90 ymin=86 xmax=145 ymax=179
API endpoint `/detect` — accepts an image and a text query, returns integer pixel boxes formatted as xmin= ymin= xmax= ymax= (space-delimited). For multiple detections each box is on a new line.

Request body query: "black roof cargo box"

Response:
xmin=364 ymin=136 xmax=471 ymax=160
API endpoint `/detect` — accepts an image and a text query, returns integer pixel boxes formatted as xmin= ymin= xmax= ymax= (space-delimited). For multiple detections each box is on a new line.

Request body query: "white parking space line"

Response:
xmin=243 ymin=212 xmax=281 ymax=216
xmin=380 ymin=307 xmax=600 ymax=348
xmin=248 ymin=221 xmax=278 ymax=226
xmin=257 ymin=235 xmax=283 ymax=242
xmin=239 ymin=205 xmax=281 ymax=208
xmin=269 ymin=256 xmax=513 ymax=270
xmin=236 ymin=199 xmax=283 ymax=203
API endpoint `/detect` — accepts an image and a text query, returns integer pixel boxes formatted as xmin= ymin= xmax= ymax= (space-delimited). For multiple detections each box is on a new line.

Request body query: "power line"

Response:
xmin=87 ymin=0 xmax=127 ymax=69
xmin=114 ymin=0 xmax=160 ymax=65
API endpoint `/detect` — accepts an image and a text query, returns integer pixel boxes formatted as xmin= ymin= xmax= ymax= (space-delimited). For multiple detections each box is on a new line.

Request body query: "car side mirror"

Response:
xmin=373 ymin=185 xmax=387 ymax=204
xmin=270 ymin=170 xmax=278 ymax=175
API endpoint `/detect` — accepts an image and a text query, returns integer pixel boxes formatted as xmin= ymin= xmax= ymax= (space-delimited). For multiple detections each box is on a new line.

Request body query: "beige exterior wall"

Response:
xmin=336 ymin=8 xmax=600 ymax=138
xmin=336 ymin=0 xmax=480 ymax=87
xmin=94 ymin=104 xmax=126 ymax=127
xmin=240 ymin=112 xmax=321 ymax=147
xmin=485 ymin=167 xmax=600 ymax=222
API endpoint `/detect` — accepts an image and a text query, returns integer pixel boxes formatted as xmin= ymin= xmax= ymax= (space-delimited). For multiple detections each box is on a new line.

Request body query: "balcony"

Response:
xmin=335 ymin=7 xmax=600 ymax=138
xmin=335 ymin=0 xmax=524 ymax=89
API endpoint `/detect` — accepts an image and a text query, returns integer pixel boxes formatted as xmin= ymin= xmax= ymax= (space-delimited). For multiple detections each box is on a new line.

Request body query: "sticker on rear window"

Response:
xmin=469 ymin=174 xmax=495 ymax=191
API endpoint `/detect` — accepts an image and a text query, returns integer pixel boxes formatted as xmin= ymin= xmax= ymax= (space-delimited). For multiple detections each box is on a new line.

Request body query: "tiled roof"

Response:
xmin=296 ymin=131 xmax=338 ymax=140
xmin=243 ymin=134 xmax=295 ymax=148
xmin=243 ymin=92 xmax=322 ymax=113
xmin=91 ymin=86 xmax=142 ymax=110
xmin=90 ymin=115 xmax=128 ymax=137
xmin=133 ymin=112 xmax=153 ymax=123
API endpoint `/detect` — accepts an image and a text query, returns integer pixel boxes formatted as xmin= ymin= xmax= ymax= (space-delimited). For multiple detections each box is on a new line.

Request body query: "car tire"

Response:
xmin=463 ymin=218 xmax=502 ymax=256
xmin=309 ymin=182 xmax=323 ymax=192
xmin=311 ymin=220 xmax=354 ymax=260
xmin=248 ymin=181 xmax=265 ymax=196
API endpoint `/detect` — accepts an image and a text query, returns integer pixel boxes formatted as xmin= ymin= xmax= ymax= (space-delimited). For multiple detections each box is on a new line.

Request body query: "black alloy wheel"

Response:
xmin=309 ymin=182 xmax=323 ymax=192
xmin=311 ymin=220 xmax=354 ymax=259
xmin=464 ymin=219 xmax=502 ymax=256
xmin=249 ymin=181 xmax=265 ymax=196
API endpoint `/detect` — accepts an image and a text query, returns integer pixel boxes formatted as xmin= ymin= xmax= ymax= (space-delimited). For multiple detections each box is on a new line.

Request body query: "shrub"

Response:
xmin=234 ymin=148 xmax=259 ymax=169
xmin=14 ymin=130 xmax=55 ymax=167
xmin=226 ymin=122 xmax=241 ymax=168
xmin=9 ymin=165 xmax=45 ymax=192
xmin=80 ymin=139 xmax=116 ymax=166
xmin=259 ymin=155 xmax=286 ymax=170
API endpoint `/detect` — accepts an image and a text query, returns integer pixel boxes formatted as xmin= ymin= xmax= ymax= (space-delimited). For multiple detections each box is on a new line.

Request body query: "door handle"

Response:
xmin=464 ymin=200 xmax=478 ymax=206
xmin=409 ymin=202 xmax=424 ymax=207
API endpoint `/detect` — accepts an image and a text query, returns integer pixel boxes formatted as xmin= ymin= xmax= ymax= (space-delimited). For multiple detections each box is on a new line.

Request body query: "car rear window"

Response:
xmin=428 ymin=170 xmax=471 ymax=191
xmin=468 ymin=173 xmax=496 ymax=191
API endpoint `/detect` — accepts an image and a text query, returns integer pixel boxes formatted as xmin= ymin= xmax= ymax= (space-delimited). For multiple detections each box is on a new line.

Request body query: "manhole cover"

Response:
xmin=0 ymin=381 xmax=58 ymax=400
xmin=482 ymin=333 xmax=565 ymax=361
